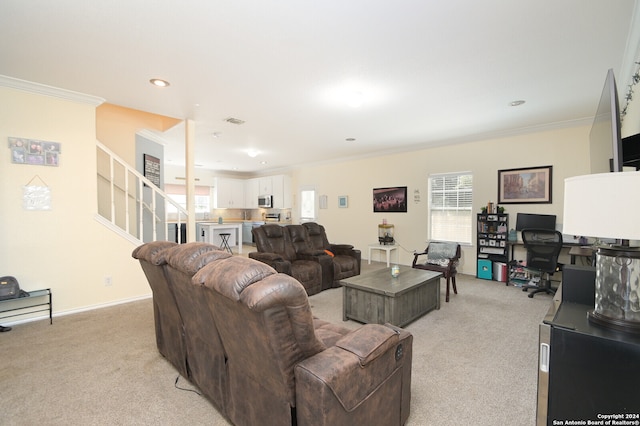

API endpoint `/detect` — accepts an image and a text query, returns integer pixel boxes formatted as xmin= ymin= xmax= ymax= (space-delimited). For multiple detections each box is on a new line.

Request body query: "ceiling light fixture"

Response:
xmin=150 ymin=78 xmax=170 ymax=87
xmin=247 ymin=150 xmax=259 ymax=158
xmin=510 ymin=100 xmax=526 ymax=107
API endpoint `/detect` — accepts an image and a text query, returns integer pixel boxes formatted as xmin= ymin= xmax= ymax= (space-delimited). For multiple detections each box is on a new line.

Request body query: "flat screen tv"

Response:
xmin=589 ymin=69 xmax=623 ymax=173
xmin=515 ymin=213 xmax=557 ymax=231
xmin=373 ymin=186 xmax=407 ymax=213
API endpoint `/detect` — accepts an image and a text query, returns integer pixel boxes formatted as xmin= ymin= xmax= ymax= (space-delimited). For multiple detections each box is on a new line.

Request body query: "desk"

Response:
xmin=507 ymin=241 xmax=584 ymax=262
xmin=368 ymin=244 xmax=398 ymax=267
xmin=568 ymin=246 xmax=594 ymax=265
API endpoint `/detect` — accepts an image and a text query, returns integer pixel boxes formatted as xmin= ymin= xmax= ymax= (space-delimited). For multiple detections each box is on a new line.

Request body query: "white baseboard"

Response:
xmin=2 ymin=293 xmax=152 ymax=327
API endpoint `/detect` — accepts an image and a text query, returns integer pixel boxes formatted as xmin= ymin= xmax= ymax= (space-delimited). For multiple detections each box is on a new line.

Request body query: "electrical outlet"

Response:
xmin=104 ymin=276 xmax=112 ymax=286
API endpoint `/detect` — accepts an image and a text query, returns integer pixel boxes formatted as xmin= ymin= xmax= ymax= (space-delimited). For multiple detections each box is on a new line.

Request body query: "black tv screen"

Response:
xmin=373 ymin=187 xmax=407 ymax=212
xmin=515 ymin=213 xmax=557 ymax=231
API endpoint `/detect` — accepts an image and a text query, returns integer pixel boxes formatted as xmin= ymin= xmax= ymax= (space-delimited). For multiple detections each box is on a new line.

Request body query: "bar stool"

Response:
xmin=219 ymin=233 xmax=233 ymax=254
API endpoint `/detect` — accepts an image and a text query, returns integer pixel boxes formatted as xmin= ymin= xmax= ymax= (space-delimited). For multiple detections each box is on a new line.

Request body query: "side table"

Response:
xmin=368 ymin=244 xmax=398 ymax=267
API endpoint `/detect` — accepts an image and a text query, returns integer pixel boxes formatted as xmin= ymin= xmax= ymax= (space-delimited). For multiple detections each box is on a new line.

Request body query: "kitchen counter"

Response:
xmin=197 ymin=222 xmax=243 ymax=254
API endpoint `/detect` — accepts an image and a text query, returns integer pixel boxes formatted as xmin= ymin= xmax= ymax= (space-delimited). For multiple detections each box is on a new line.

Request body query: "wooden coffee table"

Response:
xmin=340 ymin=265 xmax=442 ymax=327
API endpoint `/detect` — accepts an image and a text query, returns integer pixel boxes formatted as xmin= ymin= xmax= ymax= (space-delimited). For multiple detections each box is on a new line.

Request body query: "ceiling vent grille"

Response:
xmin=224 ymin=117 xmax=245 ymax=125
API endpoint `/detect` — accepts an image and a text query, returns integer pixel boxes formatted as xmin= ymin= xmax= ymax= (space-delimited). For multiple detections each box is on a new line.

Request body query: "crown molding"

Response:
xmin=0 ymin=74 xmax=105 ymax=106
xmin=137 ymin=129 xmax=171 ymax=146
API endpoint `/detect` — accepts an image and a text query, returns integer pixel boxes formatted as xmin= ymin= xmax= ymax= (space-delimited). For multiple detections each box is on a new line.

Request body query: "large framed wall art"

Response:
xmin=498 ymin=165 xmax=552 ymax=204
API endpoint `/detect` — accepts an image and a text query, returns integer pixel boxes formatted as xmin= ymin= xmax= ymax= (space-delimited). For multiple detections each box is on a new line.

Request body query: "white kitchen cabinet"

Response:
xmin=214 ymin=178 xmax=245 ymax=208
xmin=258 ymin=177 xmax=272 ymax=195
xmin=271 ymin=174 xmax=292 ymax=208
xmin=244 ymin=178 xmax=259 ymax=208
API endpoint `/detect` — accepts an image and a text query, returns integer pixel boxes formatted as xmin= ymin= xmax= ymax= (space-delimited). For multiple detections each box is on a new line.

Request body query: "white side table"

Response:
xmin=368 ymin=244 xmax=399 ymax=267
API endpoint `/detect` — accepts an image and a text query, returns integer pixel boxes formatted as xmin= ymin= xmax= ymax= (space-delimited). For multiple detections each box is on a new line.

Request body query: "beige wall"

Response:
xmin=96 ymin=103 xmax=181 ymax=164
xmin=291 ymin=124 xmax=590 ymax=275
xmin=0 ymin=86 xmax=150 ymax=316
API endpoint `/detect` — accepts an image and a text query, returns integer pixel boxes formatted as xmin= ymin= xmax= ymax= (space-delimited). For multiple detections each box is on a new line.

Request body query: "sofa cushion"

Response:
xmin=427 ymin=241 xmax=458 ymax=259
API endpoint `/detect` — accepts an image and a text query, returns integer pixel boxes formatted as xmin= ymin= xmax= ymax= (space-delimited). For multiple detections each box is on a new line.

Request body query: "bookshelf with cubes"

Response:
xmin=476 ymin=213 xmax=509 ymax=280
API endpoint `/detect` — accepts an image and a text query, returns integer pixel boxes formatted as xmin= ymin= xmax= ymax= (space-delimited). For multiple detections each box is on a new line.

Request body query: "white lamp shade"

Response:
xmin=563 ymin=171 xmax=640 ymax=240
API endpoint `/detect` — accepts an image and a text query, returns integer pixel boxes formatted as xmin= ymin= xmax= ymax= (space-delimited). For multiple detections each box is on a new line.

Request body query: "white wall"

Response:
xmin=291 ymin=124 xmax=590 ymax=275
xmin=0 ymin=86 xmax=149 ymax=317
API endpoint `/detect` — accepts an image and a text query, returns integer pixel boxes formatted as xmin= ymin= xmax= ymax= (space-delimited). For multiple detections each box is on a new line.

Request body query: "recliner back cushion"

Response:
xmin=287 ymin=225 xmax=314 ymax=254
xmin=302 ymin=222 xmax=330 ymax=250
xmin=165 ymin=243 xmax=231 ymax=275
xmin=193 ymin=256 xmax=276 ymax=302
xmin=132 ymin=240 xmax=178 ymax=265
xmin=254 ymin=224 xmax=296 ymax=261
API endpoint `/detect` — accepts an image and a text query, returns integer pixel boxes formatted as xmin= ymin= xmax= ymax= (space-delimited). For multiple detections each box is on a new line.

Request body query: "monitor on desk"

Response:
xmin=515 ymin=213 xmax=557 ymax=232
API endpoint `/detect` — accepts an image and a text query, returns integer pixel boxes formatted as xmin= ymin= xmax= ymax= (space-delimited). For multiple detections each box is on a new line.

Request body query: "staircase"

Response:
xmin=96 ymin=141 xmax=188 ymax=244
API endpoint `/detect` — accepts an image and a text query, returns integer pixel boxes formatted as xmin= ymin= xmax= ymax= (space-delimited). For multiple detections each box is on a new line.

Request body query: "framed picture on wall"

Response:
xmin=144 ymin=154 xmax=161 ymax=187
xmin=498 ymin=165 xmax=552 ymax=204
xmin=338 ymin=195 xmax=348 ymax=208
xmin=373 ymin=186 xmax=407 ymax=212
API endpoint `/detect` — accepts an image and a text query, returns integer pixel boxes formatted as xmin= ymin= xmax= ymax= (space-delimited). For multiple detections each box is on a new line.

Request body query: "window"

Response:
xmin=300 ymin=186 xmax=316 ymax=222
xmin=429 ymin=172 xmax=473 ymax=244
xmin=165 ymin=184 xmax=210 ymax=213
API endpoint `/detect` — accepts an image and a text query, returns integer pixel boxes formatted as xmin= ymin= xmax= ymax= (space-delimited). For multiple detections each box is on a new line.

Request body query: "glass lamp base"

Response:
xmin=588 ymin=310 xmax=640 ymax=334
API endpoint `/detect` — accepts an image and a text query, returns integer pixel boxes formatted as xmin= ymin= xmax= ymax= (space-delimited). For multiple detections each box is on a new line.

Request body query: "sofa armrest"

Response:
xmin=248 ymin=252 xmax=291 ymax=274
xmin=295 ymin=323 xmax=412 ymax=424
xmin=328 ymin=243 xmax=354 ymax=251
xmin=328 ymin=244 xmax=358 ymax=257
xmin=297 ymin=249 xmax=327 ymax=258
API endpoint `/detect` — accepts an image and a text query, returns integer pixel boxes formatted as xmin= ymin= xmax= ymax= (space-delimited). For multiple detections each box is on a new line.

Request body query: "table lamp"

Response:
xmin=563 ymin=171 xmax=640 ymax=333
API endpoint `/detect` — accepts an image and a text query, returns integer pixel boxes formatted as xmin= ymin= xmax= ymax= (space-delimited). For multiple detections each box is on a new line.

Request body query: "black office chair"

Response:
xmin=521 ymin=228 xmax=563 ymax=298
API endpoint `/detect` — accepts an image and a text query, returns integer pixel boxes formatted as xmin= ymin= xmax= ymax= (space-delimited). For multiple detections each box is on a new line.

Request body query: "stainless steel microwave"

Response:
xmin=258 ymin=195 xmax=272 ymax=208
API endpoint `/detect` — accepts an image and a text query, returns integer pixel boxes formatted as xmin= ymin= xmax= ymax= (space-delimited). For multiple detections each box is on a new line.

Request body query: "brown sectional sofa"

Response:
xmin=133 ymin=241 xmax=412 ymax=426
xmin=250 ymin=222 xmax=361 ymax=294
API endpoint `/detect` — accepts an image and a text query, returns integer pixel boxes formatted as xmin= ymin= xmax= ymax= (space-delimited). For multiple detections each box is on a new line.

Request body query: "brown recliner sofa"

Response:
xmin=302 ymin=222 xmax=361 ymax=287
xmin=132 ymin=241 xmax=231 ymax=416
xmin=131 ymin=240 xmax=188 ymax=378
xmin=134 ymin=241 xmax=413 ymax=426
xmin=249 ymin=223 xmax=330 ymax=295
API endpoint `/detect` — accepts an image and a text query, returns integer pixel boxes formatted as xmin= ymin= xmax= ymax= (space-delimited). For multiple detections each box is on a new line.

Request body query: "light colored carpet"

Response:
xmin=0 ymin=263 xmax=551 ymax=425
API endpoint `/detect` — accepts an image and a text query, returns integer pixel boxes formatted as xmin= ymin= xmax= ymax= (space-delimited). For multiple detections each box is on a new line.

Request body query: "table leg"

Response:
xmin=368 ymin=247 xmax=372 ymax=265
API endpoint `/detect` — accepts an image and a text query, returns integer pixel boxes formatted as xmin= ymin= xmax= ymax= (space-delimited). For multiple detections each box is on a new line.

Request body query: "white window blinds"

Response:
xmin=429 ymin=172 xmax=473 ymax=244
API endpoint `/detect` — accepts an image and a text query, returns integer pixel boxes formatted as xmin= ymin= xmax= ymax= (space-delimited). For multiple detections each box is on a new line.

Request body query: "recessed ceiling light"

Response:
xmin=212 ymin=132 xmax=221 ymax=138
xmin=150 ymin=78 xmax=170 ymax=87
xmin=247 ymin=150 xmax=259 ymax=158
xmin=260 ymin=161 xmax=267 ymax=165
xmin=510 ymin=100 xmax=526 ymax=107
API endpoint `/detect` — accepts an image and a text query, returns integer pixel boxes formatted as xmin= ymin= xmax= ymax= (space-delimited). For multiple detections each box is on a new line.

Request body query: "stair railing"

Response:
xmin=96 ymin=141 xmax=188 ymax=243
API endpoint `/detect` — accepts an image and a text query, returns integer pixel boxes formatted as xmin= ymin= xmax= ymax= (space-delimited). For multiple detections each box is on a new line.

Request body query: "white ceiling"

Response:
xmin=1 ymin=0 xmax=639 ymax=175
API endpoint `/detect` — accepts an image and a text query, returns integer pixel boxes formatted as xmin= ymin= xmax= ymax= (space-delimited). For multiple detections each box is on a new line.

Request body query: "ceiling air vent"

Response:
xmin=224 ymin=117 xmax=245 ymax=125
